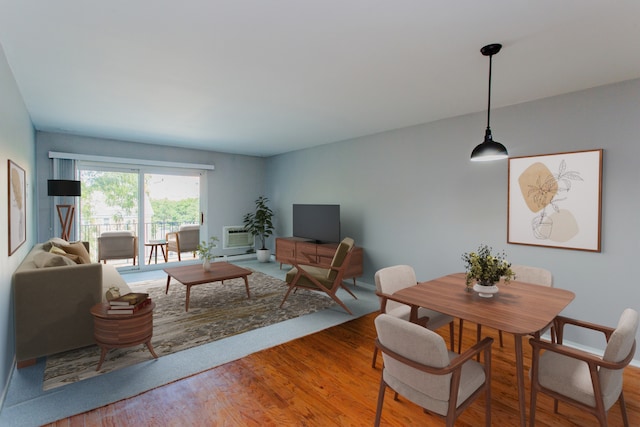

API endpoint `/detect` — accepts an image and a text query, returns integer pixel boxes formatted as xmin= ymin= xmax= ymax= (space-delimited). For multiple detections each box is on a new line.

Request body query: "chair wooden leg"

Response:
xmin=458 ymin=319 xmax=464 ymax=353
xmin=449 ymin=321 xmax=455 ymax=352
xmin=374 ymin=376 xmax=387 ymax=427
xmin=328 ymin=292 xmax=353 ymax=315
xmin=279 ymin=285 xmax=295 ymax=308
xmin=619 ymin=391 xmax=630 ymax=427
xmin=498 ymin=330 xmax=504 ymax=347
xmin=340 ymin=282 xmax=358 ymax=300
xmin=530 ymin=383 xmax=538 ymax=426
xmin=372 ymin=346 xmax=379 ymax=368
xmin=476 ymin=324 xmax=482 ymax=361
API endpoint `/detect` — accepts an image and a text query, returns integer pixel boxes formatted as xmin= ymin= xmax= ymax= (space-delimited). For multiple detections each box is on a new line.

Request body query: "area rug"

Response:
xmin=43 ymin=270 xmax=335 ymax=390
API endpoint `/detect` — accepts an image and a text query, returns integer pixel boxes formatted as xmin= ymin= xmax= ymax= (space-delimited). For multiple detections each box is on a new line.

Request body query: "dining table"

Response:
xmin=381 ymin=272 xmax=575 ymax=427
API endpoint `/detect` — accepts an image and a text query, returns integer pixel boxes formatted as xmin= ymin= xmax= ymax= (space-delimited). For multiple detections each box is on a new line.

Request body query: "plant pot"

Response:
xmin=203 ymin=259 xmax=211 ymax=271
xmin=473 ymin=283 xmax=499 ymax=298
xmin=256 ymin=249 xmax=271 ymax=263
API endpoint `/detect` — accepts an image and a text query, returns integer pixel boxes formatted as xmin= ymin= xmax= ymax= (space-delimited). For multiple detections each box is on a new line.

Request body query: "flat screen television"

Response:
xmin=292 ymin=204 xmax=341 ymax=243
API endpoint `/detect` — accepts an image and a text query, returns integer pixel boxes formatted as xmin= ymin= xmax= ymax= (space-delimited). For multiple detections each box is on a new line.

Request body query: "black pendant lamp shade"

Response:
xmin=471 ymin=43 xmax=508 ymax=162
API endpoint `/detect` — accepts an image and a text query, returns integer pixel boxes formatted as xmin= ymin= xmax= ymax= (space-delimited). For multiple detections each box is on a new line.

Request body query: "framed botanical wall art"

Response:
xmin=8 ymin=159 xmax=27 ymax=255
xmin=507 ymin=149 xmax=603 ymax=252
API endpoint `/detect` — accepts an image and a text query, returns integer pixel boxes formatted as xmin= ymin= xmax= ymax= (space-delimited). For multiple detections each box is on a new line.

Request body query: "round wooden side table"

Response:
xmin=90 ymin=301 xmax=158 ymax=371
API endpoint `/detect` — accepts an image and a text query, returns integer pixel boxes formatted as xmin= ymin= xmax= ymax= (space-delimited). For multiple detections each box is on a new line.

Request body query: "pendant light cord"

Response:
xmin=486 ymin=54 xmax=492 ymax=130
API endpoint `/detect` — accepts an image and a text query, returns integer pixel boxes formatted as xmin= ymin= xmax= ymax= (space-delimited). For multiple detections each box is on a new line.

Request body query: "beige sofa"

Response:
xmin=13 ymin=239 xmax=131 ymax=367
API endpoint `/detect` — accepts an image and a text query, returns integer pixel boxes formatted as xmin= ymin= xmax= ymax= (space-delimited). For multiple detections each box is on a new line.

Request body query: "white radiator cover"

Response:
xmin=223 ymin=226 xmax=254 ymax=249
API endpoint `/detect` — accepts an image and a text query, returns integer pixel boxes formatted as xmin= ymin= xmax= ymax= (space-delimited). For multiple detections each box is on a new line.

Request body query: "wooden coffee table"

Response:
xmin=90 ymin=301 xmax=158 ymax=371
xmin=164 ymin=262 xmax=252 ymax=311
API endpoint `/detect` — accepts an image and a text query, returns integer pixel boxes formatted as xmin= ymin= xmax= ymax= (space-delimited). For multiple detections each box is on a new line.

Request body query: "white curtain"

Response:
xmin=51 ymin=158 xmax=78 ymax=240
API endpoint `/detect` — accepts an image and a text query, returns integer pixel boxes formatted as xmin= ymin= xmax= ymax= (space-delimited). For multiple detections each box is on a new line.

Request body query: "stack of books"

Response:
xmin=107 ymin=292 xmax=151 ymax=315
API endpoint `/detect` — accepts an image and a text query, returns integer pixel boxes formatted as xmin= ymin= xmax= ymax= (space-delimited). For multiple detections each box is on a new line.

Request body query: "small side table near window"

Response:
xmin=145 ymin=239 xmax=167 ymax=264
xmin=90 ymin=301 xmax=158 ymax=370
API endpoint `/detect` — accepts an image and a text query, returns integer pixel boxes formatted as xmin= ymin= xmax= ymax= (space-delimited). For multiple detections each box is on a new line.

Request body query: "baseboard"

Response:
xmin=0 ymin=356 xmax=15 ymax=413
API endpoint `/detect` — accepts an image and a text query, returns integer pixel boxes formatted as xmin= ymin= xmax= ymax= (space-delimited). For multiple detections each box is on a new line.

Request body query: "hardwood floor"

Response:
xmin=46 ymin=313 xmax=639 ymax=426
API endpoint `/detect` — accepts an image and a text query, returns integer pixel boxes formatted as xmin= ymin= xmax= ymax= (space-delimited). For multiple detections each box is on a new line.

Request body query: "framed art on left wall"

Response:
xmin=8 ymin=159 xmax=26 ymax=255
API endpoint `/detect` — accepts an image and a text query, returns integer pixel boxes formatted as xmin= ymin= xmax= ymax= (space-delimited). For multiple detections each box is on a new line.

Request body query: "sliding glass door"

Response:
xmin=78 ymin=163 xmax=204 ymax=270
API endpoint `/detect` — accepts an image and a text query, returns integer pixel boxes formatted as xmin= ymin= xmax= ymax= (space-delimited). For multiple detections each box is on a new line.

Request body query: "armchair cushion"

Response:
xmin=285 ymin=265 xmax=331 ymax=289
xmin=167 ymin=225 xmax=200 ymax=252
xmin=178 ymin=225 xmax=200 ymax=249
xmin=327 ymin=237 xmax=354 ymax=281
xmin=98 ymin=231 xmax=137 ymax=262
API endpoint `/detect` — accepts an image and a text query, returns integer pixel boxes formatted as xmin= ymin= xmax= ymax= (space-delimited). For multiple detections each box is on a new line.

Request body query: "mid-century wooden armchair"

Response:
xmin=529 ymin=308 xmax=638 ymax=426
xmin=280 ymin=237 xmax=357 ymax=314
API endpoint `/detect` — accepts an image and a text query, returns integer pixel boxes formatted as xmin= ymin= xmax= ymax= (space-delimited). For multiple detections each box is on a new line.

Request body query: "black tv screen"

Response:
xmin=293 ymin=204 xmax=341 ymax=243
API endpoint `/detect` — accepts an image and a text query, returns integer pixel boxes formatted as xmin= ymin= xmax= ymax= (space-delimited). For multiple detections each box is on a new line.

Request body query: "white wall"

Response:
xmin=35 ymin=133 xmax=268 ymax=257
xmin=0 ymin=44 xmax=36 ymax=404
xmin=267 ymin=78 xmax=640 ymax=357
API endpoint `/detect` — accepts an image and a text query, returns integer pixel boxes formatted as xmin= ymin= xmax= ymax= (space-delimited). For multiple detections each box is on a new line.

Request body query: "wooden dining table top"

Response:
xmin=390 ymin=272 xmax=575 ymax=336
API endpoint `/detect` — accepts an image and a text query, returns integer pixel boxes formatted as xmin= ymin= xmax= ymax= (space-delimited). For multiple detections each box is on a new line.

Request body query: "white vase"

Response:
xmin=256 ymin=249 xmax=271 ymax=263
xmin=203 ymin=259 xmax=211 ymax=271
xmin=473 ymin=283 xmax=499 ymax=298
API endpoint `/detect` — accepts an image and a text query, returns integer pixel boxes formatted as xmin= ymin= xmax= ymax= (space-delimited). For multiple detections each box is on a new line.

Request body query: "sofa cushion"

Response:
xmin=41 ymin=237 xmax=72 ymax=251
xmin=62 ymin=241 xmax=92 ymax=264
xmin=33 ymin=252 xmax=77 ymax=268
xmin=49 ymin=245 xmax=67 ymax=255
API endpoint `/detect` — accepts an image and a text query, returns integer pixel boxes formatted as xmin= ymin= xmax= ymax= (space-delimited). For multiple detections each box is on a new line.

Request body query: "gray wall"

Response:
xmin=35 ymin=132 xmax=268 ymax=256
xmin=0 ymin=44 xmax=36 ymax=404
xmin=267 ymin=78 xmax=640 ymax=357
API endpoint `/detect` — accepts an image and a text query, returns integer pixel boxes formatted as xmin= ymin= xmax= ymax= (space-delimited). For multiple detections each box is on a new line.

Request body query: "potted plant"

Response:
xmin=461 ymin=244 xmax=514 ymax=297
xmin=196 ymin=236 xmax=219 ymax=271
xmin=243 ymin=196 xmax=275 ymax=263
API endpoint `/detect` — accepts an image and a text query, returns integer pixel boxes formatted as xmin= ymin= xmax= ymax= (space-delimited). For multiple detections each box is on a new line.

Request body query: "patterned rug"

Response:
xmin=43 ymin=270 xmax=335 ymax=390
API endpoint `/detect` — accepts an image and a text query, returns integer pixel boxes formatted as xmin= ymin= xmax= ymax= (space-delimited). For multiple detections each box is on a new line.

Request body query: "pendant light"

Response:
xmin=470 ymin=43 xmax=508 ymax=161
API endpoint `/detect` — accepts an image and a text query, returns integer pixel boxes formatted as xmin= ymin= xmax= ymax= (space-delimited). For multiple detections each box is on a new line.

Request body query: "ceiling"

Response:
xmin=0 ymin=1 xmax=639 ymax=157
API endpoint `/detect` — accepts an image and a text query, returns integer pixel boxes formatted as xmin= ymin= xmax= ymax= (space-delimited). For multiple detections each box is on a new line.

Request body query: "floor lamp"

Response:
xmin=48 ymin=179 xmax=81 ymax=241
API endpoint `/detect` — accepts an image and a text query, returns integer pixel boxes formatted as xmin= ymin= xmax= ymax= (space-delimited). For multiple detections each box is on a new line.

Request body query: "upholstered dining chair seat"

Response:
xmin=372 ymin=265 xmax=455 ymax=368
xmin=536 ymin=350 xmax=619 ymax=409
xmin=374 ymin=313 xmax=493 ymax=426
xmin=385 ymin=305 xmax=454 ymax=331
xmin=529 ymin=308 xmax=638 ymax=426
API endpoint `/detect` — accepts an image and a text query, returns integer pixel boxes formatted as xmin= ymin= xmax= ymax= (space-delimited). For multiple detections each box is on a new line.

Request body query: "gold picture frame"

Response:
xmin=507 ymin=149 xmax=603 ymax=252
xmin=8 ymin=159 xmax=27 ymax=255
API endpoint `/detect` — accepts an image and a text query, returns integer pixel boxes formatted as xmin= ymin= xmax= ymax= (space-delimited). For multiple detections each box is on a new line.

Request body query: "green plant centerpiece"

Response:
xmin=243 ymin=196 xmax=275 ymax=262
xmin=196 ymin=236 xmax=219 ymax=270
xmin=462 ymin=244 xmax=515 ymax=293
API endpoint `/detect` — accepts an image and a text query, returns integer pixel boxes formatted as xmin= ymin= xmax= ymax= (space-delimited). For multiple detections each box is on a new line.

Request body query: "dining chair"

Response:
xmin=460 ymin=264 xmax=552 ymax=352
xmin=374 ymin=313 xmax=493 ymax=427
xmin=529 ymin=308 xmax=638 ymax=426
xmin=372 ymin=265 xmax=455 ymax=368
xmin=280 ymin=237 xmax=357 ymax=315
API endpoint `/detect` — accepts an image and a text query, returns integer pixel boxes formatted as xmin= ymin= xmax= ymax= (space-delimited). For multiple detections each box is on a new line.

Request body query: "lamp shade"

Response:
xmin=470 ymin=129 xmax=508 ymax=162
xmin=47 ymin=179 xmax=81 ymax=197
